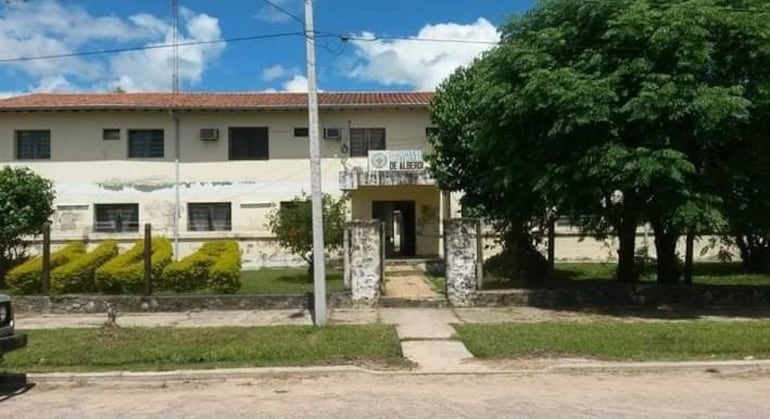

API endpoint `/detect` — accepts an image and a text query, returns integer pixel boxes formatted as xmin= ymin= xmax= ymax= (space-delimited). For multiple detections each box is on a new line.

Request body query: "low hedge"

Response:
xmin=50 ymin=241 xmax=119 ymax=294
xmin=94 ymin=238 xmax=173 ymax=294
xmin=160 ymin=241 xmax=241 ymax=294
xmin=207 ymin=241 xmax=241 ymax=294
xmin=6 ymin=242 xmax=86 ymax=295
xmin=160 ymin=244 xmax=214 ymax=292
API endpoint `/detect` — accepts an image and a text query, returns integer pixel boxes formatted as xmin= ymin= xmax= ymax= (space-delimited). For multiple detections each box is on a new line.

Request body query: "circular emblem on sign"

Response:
xmin=370 ymin=151 xmax=388 ymax=170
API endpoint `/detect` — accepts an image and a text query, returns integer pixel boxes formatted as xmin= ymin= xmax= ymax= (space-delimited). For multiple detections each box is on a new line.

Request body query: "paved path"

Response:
xmin=3 ymin=370 xmax=769 ymax=418
xmin=379 ymin=308 xmax=488 ymax=373
xmin=17 ymin=306 xmax=770 ymax=330
xmin=382 ymin=264 xmax=439 ymax=299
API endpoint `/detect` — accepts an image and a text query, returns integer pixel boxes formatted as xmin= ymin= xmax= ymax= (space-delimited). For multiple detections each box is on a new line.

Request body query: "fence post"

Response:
xmin=475 ymin=219 xmax=484 ymax=290
xmin=143 ymin=223 xmax=152 ymax=296
xmin=41 ymin=222 xmax=51 ymax=295
xmin=445 ymin=218 xmax=479 ymax=306
xmin=380 ymin=221 xmax=386 ymax=293
xmin=547 ymin=218 xmax=556 ymax=278
xmin=684 ymin=232 xmax=695 ymax=285
xmin=343 ymin=226 xmax=351 ymax=289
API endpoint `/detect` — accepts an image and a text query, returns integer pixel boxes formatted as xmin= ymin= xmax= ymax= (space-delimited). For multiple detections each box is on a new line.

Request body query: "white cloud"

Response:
xmin=262 ymin=64 xmax=297 ymax=82
xmin=0 ymin=1 xmax=225 ymax=93
xmin=107 ymin=10 xmax=225 ymax=91
xmin=282 ymin=75 xmax=308 ymax=92
xmin=255 ymin=0 xmax=301 ymax=23
xmin=348 ymin=18 xmax=500 ymax=90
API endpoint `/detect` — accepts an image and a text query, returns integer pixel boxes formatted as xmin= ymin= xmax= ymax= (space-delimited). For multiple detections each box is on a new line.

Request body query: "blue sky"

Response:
xmin=0 ymin=0 xmax=534 ymax=96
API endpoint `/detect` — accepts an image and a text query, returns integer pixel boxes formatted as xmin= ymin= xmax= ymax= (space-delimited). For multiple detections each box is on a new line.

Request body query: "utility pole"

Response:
xmin=172 ymin=0 xmax=181 ymax=261
xmin=304 ymin=0 xmax=327 ymax=326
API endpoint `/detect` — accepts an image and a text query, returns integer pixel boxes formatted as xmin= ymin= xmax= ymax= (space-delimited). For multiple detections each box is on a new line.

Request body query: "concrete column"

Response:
xmin=348 ymin=220 xmax=382 ymax=304
xmin=444 ymin=218 xmax=479 ymax=306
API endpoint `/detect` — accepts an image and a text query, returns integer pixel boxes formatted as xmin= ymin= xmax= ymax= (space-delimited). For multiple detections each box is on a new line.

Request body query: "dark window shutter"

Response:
xmin=229 ymin=127 xmax=269 ymax=160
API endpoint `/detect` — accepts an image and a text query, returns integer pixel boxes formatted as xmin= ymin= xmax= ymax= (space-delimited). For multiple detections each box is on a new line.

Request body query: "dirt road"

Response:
xmin=2 ymin=370 xmax=768 ymax=418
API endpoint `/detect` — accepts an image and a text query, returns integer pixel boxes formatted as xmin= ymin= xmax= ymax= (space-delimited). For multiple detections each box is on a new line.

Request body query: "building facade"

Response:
xmin=0 ymin=92 xmax=462 ymax=267
xmin=0 ymin=92 xmax=727 ymax=267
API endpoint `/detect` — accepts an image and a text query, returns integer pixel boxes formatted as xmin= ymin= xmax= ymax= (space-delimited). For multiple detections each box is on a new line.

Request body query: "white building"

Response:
xmin=0 ymin=92 xmax=459 ymax=267
xmin=0 ymin=91 xmax=725 ymax=266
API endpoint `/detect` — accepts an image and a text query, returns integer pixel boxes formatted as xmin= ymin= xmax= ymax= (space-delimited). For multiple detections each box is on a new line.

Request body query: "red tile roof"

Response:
xmin=0 ymin=92 xmax=434 ymax=111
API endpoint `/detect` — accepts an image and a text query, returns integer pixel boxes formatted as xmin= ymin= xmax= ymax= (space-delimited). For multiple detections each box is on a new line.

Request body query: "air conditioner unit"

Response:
xmin=323 ymin=127 xmax=342 ymax=140
xmin=200 ymin=128 xmax=219 ymax=141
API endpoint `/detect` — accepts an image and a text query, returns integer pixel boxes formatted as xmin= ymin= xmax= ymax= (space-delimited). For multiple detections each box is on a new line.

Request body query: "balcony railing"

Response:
xmin=339 ymin=166 xmax=436 ymax=190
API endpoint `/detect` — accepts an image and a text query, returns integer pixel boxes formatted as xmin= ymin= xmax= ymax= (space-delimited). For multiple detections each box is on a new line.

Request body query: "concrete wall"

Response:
xmin=482 ymin=233 xmax=735 ymax=263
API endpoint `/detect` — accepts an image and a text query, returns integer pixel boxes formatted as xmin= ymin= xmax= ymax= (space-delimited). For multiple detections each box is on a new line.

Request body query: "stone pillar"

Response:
xmin=349 ymin=220 xmax=383 ymax=304
xmin=445 ymin=218 xmax=479 ymax=306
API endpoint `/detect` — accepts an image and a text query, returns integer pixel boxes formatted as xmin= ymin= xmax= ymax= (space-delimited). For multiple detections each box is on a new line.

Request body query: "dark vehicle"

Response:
xmin=0 ymin=294 xmax=26 ymax=358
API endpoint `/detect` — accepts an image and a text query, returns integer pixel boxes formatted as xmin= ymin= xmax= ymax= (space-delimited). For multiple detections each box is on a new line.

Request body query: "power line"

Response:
xmin=0 ymin=32 xmax=304 ymax=63
xmin=325 ymin=33 xmax=501 ymax=46
xmin=259 ymin=0 xmax=304 ymax=25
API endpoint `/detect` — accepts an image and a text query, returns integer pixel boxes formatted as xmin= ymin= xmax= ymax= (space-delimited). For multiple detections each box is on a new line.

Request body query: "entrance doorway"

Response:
xmin=372 ymin=201 xmax=416 ymax=258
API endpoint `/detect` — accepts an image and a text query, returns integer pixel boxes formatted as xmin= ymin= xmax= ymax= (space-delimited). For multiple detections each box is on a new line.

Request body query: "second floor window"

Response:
xmin=229 ymin=127 xmax=269 ymax=160
xmin=16 ymin=130 xmax=51 ymax=160
xmin=94 ymin=204 xmax=139 ymax=233
xmin=350 ymin=128 xmax=386 ymax=157
xmin=128 ymin=129 xmax=164 ymax=158
xmin=188 ymin=202 xmax=232 ymax=231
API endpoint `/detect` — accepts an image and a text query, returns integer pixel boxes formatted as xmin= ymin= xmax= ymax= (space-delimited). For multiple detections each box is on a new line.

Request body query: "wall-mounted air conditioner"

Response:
xmin=200 ymin=128 xmax=219 ymax=141
xmin=323 ymin=127 xmax=342 ymax=140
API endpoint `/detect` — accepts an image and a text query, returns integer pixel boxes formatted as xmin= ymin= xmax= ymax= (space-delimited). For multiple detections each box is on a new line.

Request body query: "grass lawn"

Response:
xmin=235 ymin=267 xmax=345 ymax=294
xmin=2 ymin=325 xmax=403 ymax=373
xmin=139 ymin=267 xmax=347 ymax=296
xmin=454 ymin=321 xmax=770 ymax=361
xmin=480 ymin=262 xmax=770 ymax=289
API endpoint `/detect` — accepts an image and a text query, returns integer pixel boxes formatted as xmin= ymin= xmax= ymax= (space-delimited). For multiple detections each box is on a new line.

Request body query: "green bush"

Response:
xmin=160 ymin=241 xmax=241 ymax=294
xmin=207 ymin=241 xmax=241 ymax=294
xmin=50 ymin=241 xmax=119 ymax=294
xmin=159 ymin=246 xmax=213 ymax=292
xmin=94 ymin=238 xmax=173 ymax=293
xmin=6 ymin=242 xmax=86 ymax=294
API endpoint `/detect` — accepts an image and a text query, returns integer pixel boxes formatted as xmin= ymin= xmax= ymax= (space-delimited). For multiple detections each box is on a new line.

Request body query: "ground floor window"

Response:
xmin=94 ymin=204 xmax=139 ymax=233
xmin=188 ymin=202 xmax=232 ymax=231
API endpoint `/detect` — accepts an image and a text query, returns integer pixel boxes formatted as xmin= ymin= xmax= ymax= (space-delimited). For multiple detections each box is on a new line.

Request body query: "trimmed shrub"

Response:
xmin=94 ymin=238 xmax=173 ymax=293
xmin=207 ymin=241 xmax=241 ymax=294
xmin=6 ymin=242 xmax=86 ymax=294
xmin=160 ymin=241 xmax=241 ymax=294
xmin=50 ymin=241 xmax=119 ymax=294
xmin=159 ymin=247 xmax=212 ymax=292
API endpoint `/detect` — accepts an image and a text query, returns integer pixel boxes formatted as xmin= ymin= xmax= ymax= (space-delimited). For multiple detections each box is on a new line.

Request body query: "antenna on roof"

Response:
xmin=172 ymin=0 xmax=180 ymax=94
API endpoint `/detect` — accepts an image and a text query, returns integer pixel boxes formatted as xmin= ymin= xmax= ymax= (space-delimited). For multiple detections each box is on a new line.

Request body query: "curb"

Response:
xmin=25 ymin=360 xmax=770 ymax=384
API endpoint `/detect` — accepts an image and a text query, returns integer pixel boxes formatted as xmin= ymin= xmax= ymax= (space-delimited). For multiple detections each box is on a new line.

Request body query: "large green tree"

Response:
xmin=429 ymin=0 xmax=770 ymax=283
xmin=0 ymin=166 xmax=56 ymax=283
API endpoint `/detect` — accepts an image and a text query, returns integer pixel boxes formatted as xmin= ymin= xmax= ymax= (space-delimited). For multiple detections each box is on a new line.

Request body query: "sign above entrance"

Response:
xmin=368 ymin=150 xmax=425 ymax=171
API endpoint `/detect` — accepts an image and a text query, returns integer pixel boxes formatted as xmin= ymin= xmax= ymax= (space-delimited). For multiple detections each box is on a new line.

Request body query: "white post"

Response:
xmin=173 ymin=113 xmax=181 ymax=261
xmin=305 ymin=0 xmax=327 ymax=326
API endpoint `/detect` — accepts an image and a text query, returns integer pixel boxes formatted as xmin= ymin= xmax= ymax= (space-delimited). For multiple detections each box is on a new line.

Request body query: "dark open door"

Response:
xmin=373 ymin=201 xmax=416 ymax=258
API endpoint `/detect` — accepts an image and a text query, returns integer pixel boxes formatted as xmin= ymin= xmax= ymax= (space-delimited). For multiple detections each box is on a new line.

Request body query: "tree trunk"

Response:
xmin=736 ymin=234 xmax=770 ymax=274
xmin=653 ymin=229 xmax=681 ymax=284
xmin=616 ymin=216 xmax=638 ymax=283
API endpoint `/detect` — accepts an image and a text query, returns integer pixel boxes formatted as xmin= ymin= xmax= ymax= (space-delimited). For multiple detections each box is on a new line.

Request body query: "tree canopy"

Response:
xmin=0 ymin=166 xmax=56 ymax=281
xmin=429 ymin=0 xmax=770 ymax=283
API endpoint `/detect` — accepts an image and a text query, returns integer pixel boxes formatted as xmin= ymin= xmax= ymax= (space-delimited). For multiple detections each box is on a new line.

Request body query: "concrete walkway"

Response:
xmin=17 ymin=305 xmax=770 ymax=330
xmin=379 ymin=308 xmax=490 ymax=372
xmin=383 ymin=264 xmax=439 ymax=299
